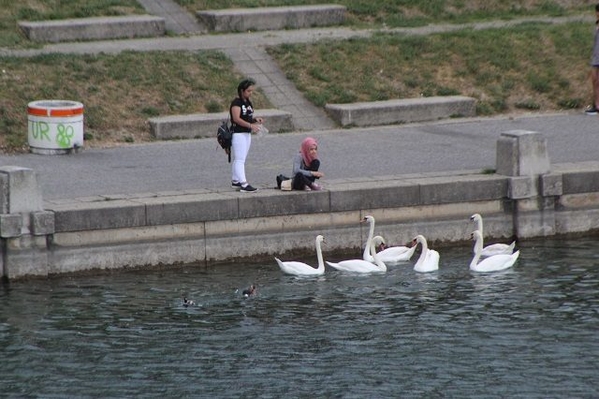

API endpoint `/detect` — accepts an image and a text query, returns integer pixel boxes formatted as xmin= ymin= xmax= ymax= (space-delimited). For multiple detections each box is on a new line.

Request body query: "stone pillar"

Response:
xmin=496 ymin=130 xmax=560 ymax=238
xmin=0 ymin=166 xmax=53 ymax=280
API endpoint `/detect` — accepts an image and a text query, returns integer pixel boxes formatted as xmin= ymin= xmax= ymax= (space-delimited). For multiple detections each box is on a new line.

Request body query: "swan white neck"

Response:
xmin=363 ymin=217 xmax=375 ymax=261
xmin=316 ymin=237 xmax=325 ymax=272
xmin=415 ymin=236 xmax=428 ymax=263
xmin=472 ymin=214 xmax=483 ymax=233
xmin=370 ymin=240 xmax=386 ymax=271
xmin=470 ymin=231 xmax=483 ymax=268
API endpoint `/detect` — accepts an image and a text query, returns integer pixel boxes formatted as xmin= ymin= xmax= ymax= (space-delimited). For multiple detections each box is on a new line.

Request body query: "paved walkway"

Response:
xmin=2 ymin=112 xmax=598 ymax=202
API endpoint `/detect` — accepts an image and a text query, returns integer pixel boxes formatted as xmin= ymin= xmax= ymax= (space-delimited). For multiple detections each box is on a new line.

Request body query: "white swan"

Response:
xmin=470 ymin=230 xmax=520 ymax=273
xmin=327 ymin=235 xmax=387 ymax=273
xmin=275 ymin=235 xmax=326 ymax=276
xmin=362 ymin=215 xmax=416 ymax=264
xmin=411 ymin=235 xmax=440 ymax=273
xmin=470 ymin=213 xmax=516 ymax=257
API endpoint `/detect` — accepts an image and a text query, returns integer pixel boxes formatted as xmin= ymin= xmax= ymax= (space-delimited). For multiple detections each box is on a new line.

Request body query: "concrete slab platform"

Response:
xmin=148 ymin=109 xmax=294 ymax=140
xmin=197 ymin=4 xmax=346 ymax=33
xmin=325 ymin=96 xmax=477 ymax=127
xmin=18 ymin=15 xmax=166 ymax=43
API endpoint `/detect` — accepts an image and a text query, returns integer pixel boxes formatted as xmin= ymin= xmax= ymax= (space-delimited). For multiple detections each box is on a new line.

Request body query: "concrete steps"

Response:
xmin=325 ymin=96 xmax=477 ymax=127
xmin=197 ymin=4 xmax=346 ymax=33
xmin=18 ymin=15 xmax=166 ymax=43
xmin=148 ymin=109 xmax=294 ymax=140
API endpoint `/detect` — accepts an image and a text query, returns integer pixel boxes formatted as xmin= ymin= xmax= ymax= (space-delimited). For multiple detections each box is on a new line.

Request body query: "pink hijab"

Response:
xmin=300 ymin=137 xmax=318 ymax=166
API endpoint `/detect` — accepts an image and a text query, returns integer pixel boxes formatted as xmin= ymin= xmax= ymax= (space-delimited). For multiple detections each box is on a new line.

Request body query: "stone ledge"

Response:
xmin=324 ymin=96 xmax=477 ymax=127
xmin=148 ymin=109 xmax=294 ymax=140
xmin=18 ymin=15 xmax=165 ymax=43
xmin=197 ymin=4 xmax=346 ymax=32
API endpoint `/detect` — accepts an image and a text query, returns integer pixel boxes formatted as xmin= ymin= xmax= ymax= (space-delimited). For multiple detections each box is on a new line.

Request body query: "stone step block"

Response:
xmin=148 ymin=109 xmax=294 ymax=140
xmin=197 ymin=4 xmax=346 ymax=33
xmin=325 ymin=96 xmax=477 ymax=127
xmin=18 ymin=15 xmax=165 ymax=43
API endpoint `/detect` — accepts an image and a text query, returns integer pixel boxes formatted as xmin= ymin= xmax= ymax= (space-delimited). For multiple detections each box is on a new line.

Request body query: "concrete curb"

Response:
xmin=18 ymin=15 xmax=166 ymax=43
xmin=148 ymin=109 xmax=294 ymax=140
xmin=325 ymin=96 xmax=477 ymax=127
xmin=197 ymin=4 xmax=346 ymax=33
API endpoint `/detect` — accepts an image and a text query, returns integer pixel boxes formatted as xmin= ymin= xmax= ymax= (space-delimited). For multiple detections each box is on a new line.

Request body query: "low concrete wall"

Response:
xmin=2 ymin=131 xmax=599 ymax=280
xmin=325 ymin=96 xmax=477 ymax=127
xmin=197 ymin=5 xmax=346 ymax=33
xmin=18 ymin=15 xmax=165 ymax=43
xmin=148 ymin=109 xmax=294 ymax=140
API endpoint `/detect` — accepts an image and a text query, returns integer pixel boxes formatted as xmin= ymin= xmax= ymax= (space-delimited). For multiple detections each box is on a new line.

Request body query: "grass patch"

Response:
xmin=268 ymin=22 xmax=592 ymax=114
xmin=0 ymin=0 xmax=144 ymax=48
xmin=0 ymin=51 xmax=270 ymax=152
xmin=178 ymin=0 xmax=589 ymax=28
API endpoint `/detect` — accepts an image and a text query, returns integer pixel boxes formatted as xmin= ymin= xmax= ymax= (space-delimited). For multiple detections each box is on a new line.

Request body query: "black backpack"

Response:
xmin=217 ymin=120 xmax=233 ymax=163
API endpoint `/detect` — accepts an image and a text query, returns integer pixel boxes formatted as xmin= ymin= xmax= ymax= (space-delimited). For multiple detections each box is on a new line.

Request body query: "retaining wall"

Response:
xmin=1 ymin=131 xmax=599 ymax=280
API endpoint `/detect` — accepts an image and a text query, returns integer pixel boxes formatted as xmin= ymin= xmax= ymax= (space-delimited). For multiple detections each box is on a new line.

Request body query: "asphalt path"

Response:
xmin=0 ymin=112 xmax=597 ymax=201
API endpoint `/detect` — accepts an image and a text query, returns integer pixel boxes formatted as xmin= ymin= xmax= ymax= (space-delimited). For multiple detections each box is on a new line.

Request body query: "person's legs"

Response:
xmin=307 ymin=159 xmax=321 ymax=190
xmin=231 ymin=133 xmax=251 ymax=185
xmin=592 ymin=67 xmax=599 ymax=110
xmin=292 ymin=172 xmax=311 ymax=190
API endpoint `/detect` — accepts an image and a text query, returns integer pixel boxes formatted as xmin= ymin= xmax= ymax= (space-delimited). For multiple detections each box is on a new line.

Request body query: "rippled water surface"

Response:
xmin=1 ymin=237 xmax=599 ymax=398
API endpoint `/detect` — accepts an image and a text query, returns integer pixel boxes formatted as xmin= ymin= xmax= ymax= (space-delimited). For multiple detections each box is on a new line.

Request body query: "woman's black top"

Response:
xmin=230 ymin=97 xmax=255 ymax=133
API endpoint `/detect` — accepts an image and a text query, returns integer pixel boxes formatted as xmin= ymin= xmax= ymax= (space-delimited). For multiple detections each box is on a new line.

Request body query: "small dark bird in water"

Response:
xmin=182 ymin=296 xmax=195 ymax=307
xmin=242 ymin=285 xmax=257 ymax=298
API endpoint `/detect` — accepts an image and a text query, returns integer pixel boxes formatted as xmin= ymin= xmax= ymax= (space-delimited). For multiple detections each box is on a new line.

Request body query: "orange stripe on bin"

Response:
xmin=28 ymin=106 xmax=84 ymax=117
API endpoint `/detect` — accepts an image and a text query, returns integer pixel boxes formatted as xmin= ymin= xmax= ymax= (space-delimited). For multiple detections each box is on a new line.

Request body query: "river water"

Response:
xmin=1 ymin=236 xmax=598 ymax=398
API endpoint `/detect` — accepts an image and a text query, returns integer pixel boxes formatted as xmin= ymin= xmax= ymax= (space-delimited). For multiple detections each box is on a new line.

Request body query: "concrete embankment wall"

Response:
xmin=1 ymin=131 xmax=599 ymax=280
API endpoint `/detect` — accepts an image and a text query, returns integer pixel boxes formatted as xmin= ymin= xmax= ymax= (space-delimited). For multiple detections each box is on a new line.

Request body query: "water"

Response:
xmin=1 ymin=237 xmax=598 ymax=398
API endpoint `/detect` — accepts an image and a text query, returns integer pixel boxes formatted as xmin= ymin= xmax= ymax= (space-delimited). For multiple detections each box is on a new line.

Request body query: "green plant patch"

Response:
xmin=268 ymin=22 xmax=592 ymax=115
xmin=178 ymin=0 xmax=590 ymax=28
xmin=0 ymin=0 xmax=144 ymax=48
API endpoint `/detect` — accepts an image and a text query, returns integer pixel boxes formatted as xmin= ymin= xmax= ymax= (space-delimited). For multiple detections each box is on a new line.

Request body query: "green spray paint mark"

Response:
xmin=56 ymin=124 xmax=75 ymax=148
xmin=30 ymin=120 xmax=51 ymax=141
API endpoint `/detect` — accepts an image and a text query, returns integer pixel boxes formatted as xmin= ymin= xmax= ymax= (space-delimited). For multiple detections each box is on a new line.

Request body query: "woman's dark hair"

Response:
xmin=237 ymin=78 xmax=256 ymax=97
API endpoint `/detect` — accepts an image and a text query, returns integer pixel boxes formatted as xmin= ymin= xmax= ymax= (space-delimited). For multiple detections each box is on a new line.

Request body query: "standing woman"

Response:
xmin=230 ymin=78 xmax=263 ymax=192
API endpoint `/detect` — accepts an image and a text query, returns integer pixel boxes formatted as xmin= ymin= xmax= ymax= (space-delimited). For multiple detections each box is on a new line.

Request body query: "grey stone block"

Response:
xmin=325 ymin=96 xmax=476 ymax=127
xmin=496 ymin=130 xmax=550 ymax=177
xmin=141 ymin=193 xmax=239 ymax=225
xmin=329 ymin=181 xmax=420 ymax=212
xmin=148 ymin=109 xmax=294 ymax=140
xmin=239 ymin=189 xmax=329 ymax=218
xmin=198 ymin=5 xmax=346 ymax=33
xmin=509 ymin=176 xmax=535 ymax=199
xmin=0 ymin=173 xmax=7 ymax=214
xmin=18 ymin=15 xmax=165 ymax=43
xmin=561 ymin=170 xmax=599 ymax=194
xmin=0 ymin=166 xmax=43 ymax=214
xmin=420 ymin=175 xmax=507 ymax=204
xmin=541 ymin=173 xmax=563 ymax=197
xmin=3 ymin=236 xmax=49 ymax=279
xmin=0 ymin=214 xmax=23 ymax=238
xmin=48 ymin=200 xmax=146 ymax=232
xmin=31 ymin=211 xmax=55 ymax=236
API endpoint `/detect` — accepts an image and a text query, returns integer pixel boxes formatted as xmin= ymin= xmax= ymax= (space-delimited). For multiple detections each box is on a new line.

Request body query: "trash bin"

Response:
xmin=27 ymin=100 xmax=84 ymax=155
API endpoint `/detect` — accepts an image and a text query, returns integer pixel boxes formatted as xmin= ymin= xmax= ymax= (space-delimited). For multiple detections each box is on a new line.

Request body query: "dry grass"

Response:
xmin=0 ymin=51 xmax=270 ymax=152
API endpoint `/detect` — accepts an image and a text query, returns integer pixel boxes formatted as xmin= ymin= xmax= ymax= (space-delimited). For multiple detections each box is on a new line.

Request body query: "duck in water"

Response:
xmin=182 ymin=296 xmax=195 ymax=307
xmin=242 ymin=285 xmax=257 ymax=298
